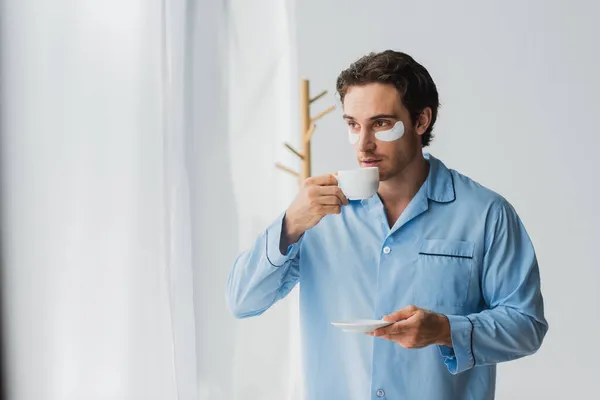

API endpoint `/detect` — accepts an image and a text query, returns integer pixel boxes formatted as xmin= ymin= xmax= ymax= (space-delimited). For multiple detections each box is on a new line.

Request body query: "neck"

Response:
xmin=378 ymin=154 xmax=429 ymax=211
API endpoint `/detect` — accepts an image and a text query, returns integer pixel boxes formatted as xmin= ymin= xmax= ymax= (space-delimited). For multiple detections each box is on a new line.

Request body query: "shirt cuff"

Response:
xmin=438 ymin=314 xmax=475 ymax=375
xmin=265 ymin=212 xmax=302 ymax=267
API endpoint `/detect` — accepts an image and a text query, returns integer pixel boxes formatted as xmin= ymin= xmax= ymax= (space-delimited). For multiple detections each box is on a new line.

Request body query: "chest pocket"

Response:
xmin=413 ymin=239 xmax=474 ymax=308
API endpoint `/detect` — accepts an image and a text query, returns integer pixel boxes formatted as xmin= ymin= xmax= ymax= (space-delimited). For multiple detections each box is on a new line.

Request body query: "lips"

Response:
xmin=360 ymin=159 xmax=382 ymax=167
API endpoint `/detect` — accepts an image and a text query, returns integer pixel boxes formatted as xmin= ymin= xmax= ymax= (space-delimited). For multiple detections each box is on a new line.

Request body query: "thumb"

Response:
xmin=383 ymin=305 xmax=419 ymax=322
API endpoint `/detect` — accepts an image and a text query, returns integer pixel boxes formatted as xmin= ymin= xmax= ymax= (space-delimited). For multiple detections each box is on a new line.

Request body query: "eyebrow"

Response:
xmin=343 ymin=114 xmax=398 ymax=120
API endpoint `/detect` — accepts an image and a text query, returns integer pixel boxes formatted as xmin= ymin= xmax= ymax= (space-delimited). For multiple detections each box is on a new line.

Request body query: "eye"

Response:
xmin=347 ymin=122 xmax=360 ymax=132
xmin=375 ymin=120 xmax=390 ymax=128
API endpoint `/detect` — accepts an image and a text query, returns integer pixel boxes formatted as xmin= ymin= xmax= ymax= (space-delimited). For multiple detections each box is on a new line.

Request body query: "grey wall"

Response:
xmin=297 ymin=1 xmax=600 ymax=398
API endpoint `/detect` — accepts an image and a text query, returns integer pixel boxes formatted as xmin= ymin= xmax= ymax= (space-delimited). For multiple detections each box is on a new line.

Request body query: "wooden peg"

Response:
xmin=310 ymin=90 xmax=327 ymax=104
xmin=311 ymin=105 xmax=335 ymax=124
xmin=284 ymin=143 xmax=305 ymax=160
xmin=275 ymin=162 xmax=299 ymax=177
xmin=304 ymin=124 xmax=316 ymax=142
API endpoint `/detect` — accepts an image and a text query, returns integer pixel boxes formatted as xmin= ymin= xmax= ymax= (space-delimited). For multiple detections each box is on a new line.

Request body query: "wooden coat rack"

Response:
xmin=275 ymin=79 xmax=335 ymax=185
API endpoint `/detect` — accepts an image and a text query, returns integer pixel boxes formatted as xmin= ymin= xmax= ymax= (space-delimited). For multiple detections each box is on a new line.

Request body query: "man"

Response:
xmin=227 ymin=50 xmax=547 ymax=399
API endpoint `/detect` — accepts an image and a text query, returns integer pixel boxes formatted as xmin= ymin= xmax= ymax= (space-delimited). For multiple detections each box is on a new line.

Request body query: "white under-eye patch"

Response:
xmin=347 ymin=120 xmax=405 ymax=145
xmin=375 ymin=121 xmax=404 ymax=142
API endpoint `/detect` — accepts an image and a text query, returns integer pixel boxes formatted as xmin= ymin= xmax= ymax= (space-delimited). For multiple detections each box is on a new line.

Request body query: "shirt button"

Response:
xmin=383 ymin=246 xmax=391 ymax=254
xmin=376 ymin=389 xmax=385 ymax=397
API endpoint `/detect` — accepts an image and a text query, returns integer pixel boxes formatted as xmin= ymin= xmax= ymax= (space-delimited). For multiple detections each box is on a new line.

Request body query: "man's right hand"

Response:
xmin=280 ymin=174 xmax=348 ymax=253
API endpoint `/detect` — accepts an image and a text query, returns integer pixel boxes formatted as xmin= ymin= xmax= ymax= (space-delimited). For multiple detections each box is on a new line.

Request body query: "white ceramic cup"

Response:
xmin=337 ymin=167 xmax=379 ymax=200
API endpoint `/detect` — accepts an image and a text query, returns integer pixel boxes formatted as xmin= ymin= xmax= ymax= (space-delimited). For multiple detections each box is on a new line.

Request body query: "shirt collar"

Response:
xmin=424 ymin=153 xmax=456 ymax=203
xmin=360 ymin=152 xmax=455 ymax=208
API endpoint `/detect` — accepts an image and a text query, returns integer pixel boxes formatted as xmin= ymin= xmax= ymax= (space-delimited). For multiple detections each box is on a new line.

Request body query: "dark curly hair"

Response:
xmin=336 ymin=50 xmax=440 ymax=147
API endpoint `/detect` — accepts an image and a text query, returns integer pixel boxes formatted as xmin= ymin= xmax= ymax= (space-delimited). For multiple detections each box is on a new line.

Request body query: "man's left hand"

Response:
xmin=369 ymin=305 xmax=453 ymax=349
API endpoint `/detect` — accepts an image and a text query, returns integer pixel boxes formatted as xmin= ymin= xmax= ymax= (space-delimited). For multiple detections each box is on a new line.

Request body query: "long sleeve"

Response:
xmin=439 ymin=199 xmax=548 ymax=374
xmin=226 ymin=212 xmax=301 ymax=319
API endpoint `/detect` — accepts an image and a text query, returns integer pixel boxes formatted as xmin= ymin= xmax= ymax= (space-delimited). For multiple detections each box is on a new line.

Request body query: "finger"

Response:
xmin=373 ymin=322 xmax=401 ymax=337
xmin=305 ymin=174 xmax=338 ymax=187
xmin=317 ymin=185 xmax=348 ymax=205
xmin=383 ymin=305 xmax=419 ymax=323
xmin=372 ymin=328 xmax=386 ymax=337
xmin=320 ymin=205 xmax=341 ymax=215
xmin=318 ymin=195 xmax=342 ymax=206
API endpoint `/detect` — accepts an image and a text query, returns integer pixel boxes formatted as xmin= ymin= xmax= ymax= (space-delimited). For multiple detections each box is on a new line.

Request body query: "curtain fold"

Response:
xmin=161 ymin=0 xmax=199 ymax=399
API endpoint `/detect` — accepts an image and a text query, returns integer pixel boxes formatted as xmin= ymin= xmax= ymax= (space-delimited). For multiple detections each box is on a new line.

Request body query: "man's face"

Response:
xmin=342 ymin=83 xmax=422 ymax=181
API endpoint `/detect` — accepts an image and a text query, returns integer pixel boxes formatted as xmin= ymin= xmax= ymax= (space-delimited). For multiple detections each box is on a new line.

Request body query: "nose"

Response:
xmin=357 ymin=128 xmax=376 ymax=153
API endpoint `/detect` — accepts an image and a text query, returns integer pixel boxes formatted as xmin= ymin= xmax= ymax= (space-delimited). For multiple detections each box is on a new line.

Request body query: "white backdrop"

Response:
xmin=296 ymin=0 xmax=600 ymax=398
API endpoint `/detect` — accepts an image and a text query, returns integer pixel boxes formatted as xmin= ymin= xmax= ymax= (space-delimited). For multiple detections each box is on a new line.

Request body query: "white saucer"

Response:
xmin=331 ymin=319 xmax=393 ymax=333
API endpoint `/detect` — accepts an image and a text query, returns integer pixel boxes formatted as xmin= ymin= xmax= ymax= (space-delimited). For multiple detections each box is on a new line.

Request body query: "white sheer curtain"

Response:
xmin=1 ymin=1 xmax=300 ymax=399
xmin=225 ymin=0 xmax=302 ymax=399
xmin=1 ymin=1 xmax=179 ymax=399
xmin=187 ymin=0 xmax=302 ymax=398
xmin=162 ymin=0 xmax=303 ymax=397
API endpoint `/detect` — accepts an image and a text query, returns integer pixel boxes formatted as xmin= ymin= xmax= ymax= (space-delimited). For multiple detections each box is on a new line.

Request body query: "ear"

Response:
xmin=414 ymin=107 xmax=432 ymax=136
